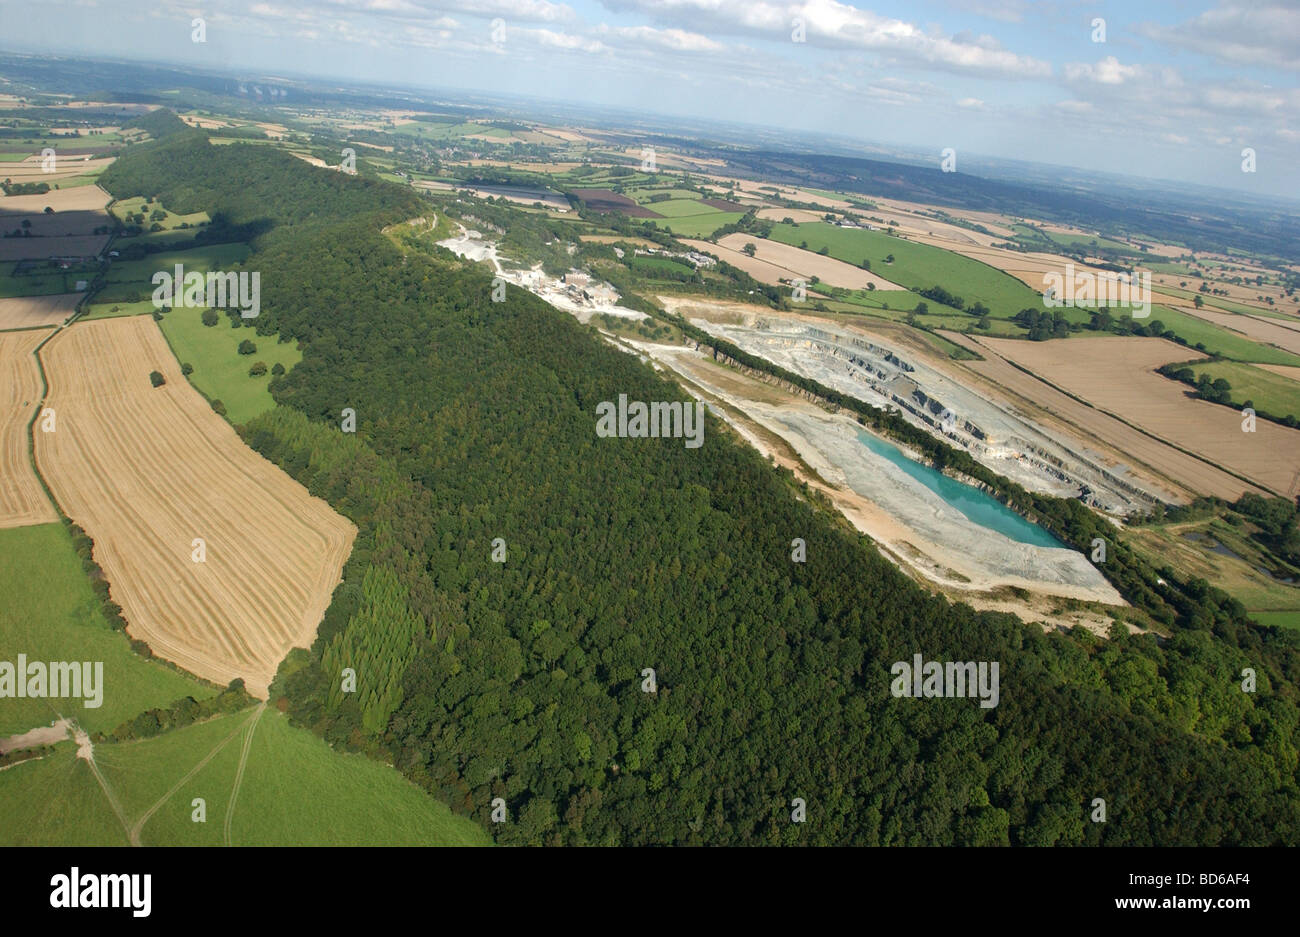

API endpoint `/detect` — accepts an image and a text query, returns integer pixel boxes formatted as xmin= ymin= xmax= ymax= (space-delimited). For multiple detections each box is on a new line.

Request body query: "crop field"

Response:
xmin=1184 ymin=360 xmax=1300 ymax=419
xmin=34 ymin=316 xmax=355 ymax=696
xmin=0 ymin=523 xmax=213 ymax=736
xmin=0 ymin=329 xmax=55 ymax=528
xmin=1173 ymin=305 xmax=1300 ymax=359
xmin=940 ymin=331 xmax=1252 ymax=500
xmin=158 ymin=305 xmax=301 ymax=424
xmin=0 ymin=292 xmax=81 ymax=330
xmin=716 ymin=233 xmax=903 ymax=291
xmin=980 ymin=335 xmax=1300 ymax=497
xmin=768 ymin=222 xmax=1049 ymax=317
xmin=654 ymin=211 xmax=745 ymax=238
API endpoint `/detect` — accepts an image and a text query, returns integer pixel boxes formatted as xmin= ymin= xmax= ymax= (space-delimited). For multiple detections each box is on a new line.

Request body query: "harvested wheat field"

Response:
xmin=0 ymin=185 xmax=110 ymax=215
xmin=35 ymin=317 xmax=356 ymax=696
xmin=980 ymin=335 xmax=1300 ymax=497
xmin=0 ymin=330 xmax=55 ymax=528
xmin=0 ymin=294 xmax=81 ymax=331
xmin=939 ymin=331 xmax=1248 ymax=500
xmin=714 ymin=233 xmax=904 ymax=290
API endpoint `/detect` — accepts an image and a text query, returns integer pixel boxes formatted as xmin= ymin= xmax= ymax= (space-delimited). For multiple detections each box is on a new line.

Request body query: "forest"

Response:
xmin=98 ymin=117 xmax=1300 ymax=846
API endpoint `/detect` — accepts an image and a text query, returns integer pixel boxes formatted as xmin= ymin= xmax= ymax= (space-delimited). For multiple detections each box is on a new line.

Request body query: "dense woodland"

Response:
xmin=96 ymin=115 xmax=1300 ymax=845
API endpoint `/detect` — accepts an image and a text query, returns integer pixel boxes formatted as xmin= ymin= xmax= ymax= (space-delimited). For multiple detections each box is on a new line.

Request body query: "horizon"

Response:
xmin=0 ymin=0 xmax=1295 ymax=200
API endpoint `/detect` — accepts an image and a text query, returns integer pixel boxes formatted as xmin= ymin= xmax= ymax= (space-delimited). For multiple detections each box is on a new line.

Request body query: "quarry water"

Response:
xmin=855 ymin=430 xmax=1067 ymax=550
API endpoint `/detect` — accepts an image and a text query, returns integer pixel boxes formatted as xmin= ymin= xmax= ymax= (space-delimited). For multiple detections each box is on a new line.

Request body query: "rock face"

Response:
xmin=694 ymin=313 xmax=1163 ymax=515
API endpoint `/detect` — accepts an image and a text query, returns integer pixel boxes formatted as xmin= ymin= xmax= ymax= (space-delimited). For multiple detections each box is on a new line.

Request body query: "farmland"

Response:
xmin=0 ymin=707 xmax=490 ymax=846
xmin=0 ymin=329 xmax=55 ymax=528
xmin=767 ymin=222 xmax=1051 ymax=317
xmin=0 ymin=523 xmax=213 ymax=737
xmin=941 ymin=331 xmax=1256 ymax=500
xmin=34 ymin=316 xmax=355 ymax=696
xmin=158 ymin=305 xmax=301 ymax=425
xmin=1180 ymin=359 xmax=1300 ymax=421
xmin=979 ymin=335 xmax=1300 ymax=497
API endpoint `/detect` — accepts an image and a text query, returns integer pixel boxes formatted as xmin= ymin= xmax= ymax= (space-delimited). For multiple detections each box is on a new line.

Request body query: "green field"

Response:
xmin=0 ymin=707 xmax=492 ymax=846
xmin=1248 ymin=610 xmax=1300 ymax=630
xmin=105 ymin=242 xmax=251 ymax=285
xmin=158 ymin=306 xmax=301 ymax=424
xmin=654 ymin=212 xmax=744 ymax=238
xmin=1184 ymin=360 xmax=1300 ymax=418
xmin=1149 ymin=305 xmax=1300 ymax=366
xmin=0 ymin=523 xmax=213 ymax=737
xmin=110 ymin=195 xmax=209 ymax=231
xmin=644 ymin=198 xmax=715 ymax=218
xmin=0 ymin=747 xmax=127 ymax=845
xmin=769 ymin=222 xmax=1053 ymax=319
xmin=0 ymin=269 xmax=86 ymax=298
xmin=630 ymin=255 xmax=693 ymax=276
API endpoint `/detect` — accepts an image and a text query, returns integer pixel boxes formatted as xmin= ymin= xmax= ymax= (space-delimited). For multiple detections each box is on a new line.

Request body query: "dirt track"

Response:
xmin=34 ymin=317 xmax=355 ymax=696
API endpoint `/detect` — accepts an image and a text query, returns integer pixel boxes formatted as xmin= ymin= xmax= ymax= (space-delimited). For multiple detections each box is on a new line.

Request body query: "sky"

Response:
xmin=1 ymin=0 xmax=1296 ymax=197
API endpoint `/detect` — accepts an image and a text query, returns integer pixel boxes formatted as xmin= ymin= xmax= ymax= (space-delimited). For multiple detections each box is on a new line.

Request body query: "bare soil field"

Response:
xmin=35 ymin=317 xmax=356 ymax=696
xmin=0 ymin=235 xmax=109 ymax=262
xmin=714 ymin=234 xmax=904 ymax=290
xmin=979 ymin=335 xmax=1300 ymax=497
xmin=0 ymin=330 xmax=55 ymax=528
xmin=568 ymin=188 xmax=659 ymax=217
xmin=0 ymin=294 xmax=81 ymax=331
xmin=681 ymin=239 xmax=810 ymax=289
xmin=756 ymin=208 xmax=824 ymax=223
xmin=938 ymin=331 xmax=1240 ymax=500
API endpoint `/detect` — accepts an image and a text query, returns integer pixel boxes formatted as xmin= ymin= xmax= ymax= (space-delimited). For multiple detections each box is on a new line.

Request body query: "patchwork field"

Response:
xmin=0 ymin=330 xmax=54 ymax=529
xmin=34 ymin=316 xmax=356 ymax=696
xmin=940 ymin=331 xmax=1254 ymax=500
xmin=980 ymin=335 xmax=1300 ymax=497
xmin=1184 ymin=360 xmax=1300 ymax=420
xmin=0 ymin=293 xmax=81 ymax=329
xmin=715 ymin=233 xmax=903 ymax=290
xmin=768 ymin=222 xmax=1050 ymax=317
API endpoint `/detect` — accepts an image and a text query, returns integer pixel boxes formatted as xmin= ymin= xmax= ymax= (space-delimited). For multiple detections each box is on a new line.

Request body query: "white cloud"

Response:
xmin=1140 ymin=2 xmax=1300 ymax=72
xmin=599 ymin=0 xmax=1052 ymax=78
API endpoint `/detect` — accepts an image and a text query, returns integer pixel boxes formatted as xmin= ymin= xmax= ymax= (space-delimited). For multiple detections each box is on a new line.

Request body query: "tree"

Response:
xmin=149 ymin=371 xmax=165 ymax=387
xmin=238 ymin=339 xmax=257 ymax=355
xmin=201 ymin=309 xmax=219 ymax=326
xmin=181 ymin=362 xmax=194 ymax=375
xmin=742 ymin=242 xmax=757 ymax=257
xmin=885 ymin=254 xmax=895 ymax=264
xmin=271 ymin=362 xmax=286 ymax=376
xmin=1193 ymin=295 xmax=1204 ymax=308
xmin=249 ymin=361 xmax=268 ymax=377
